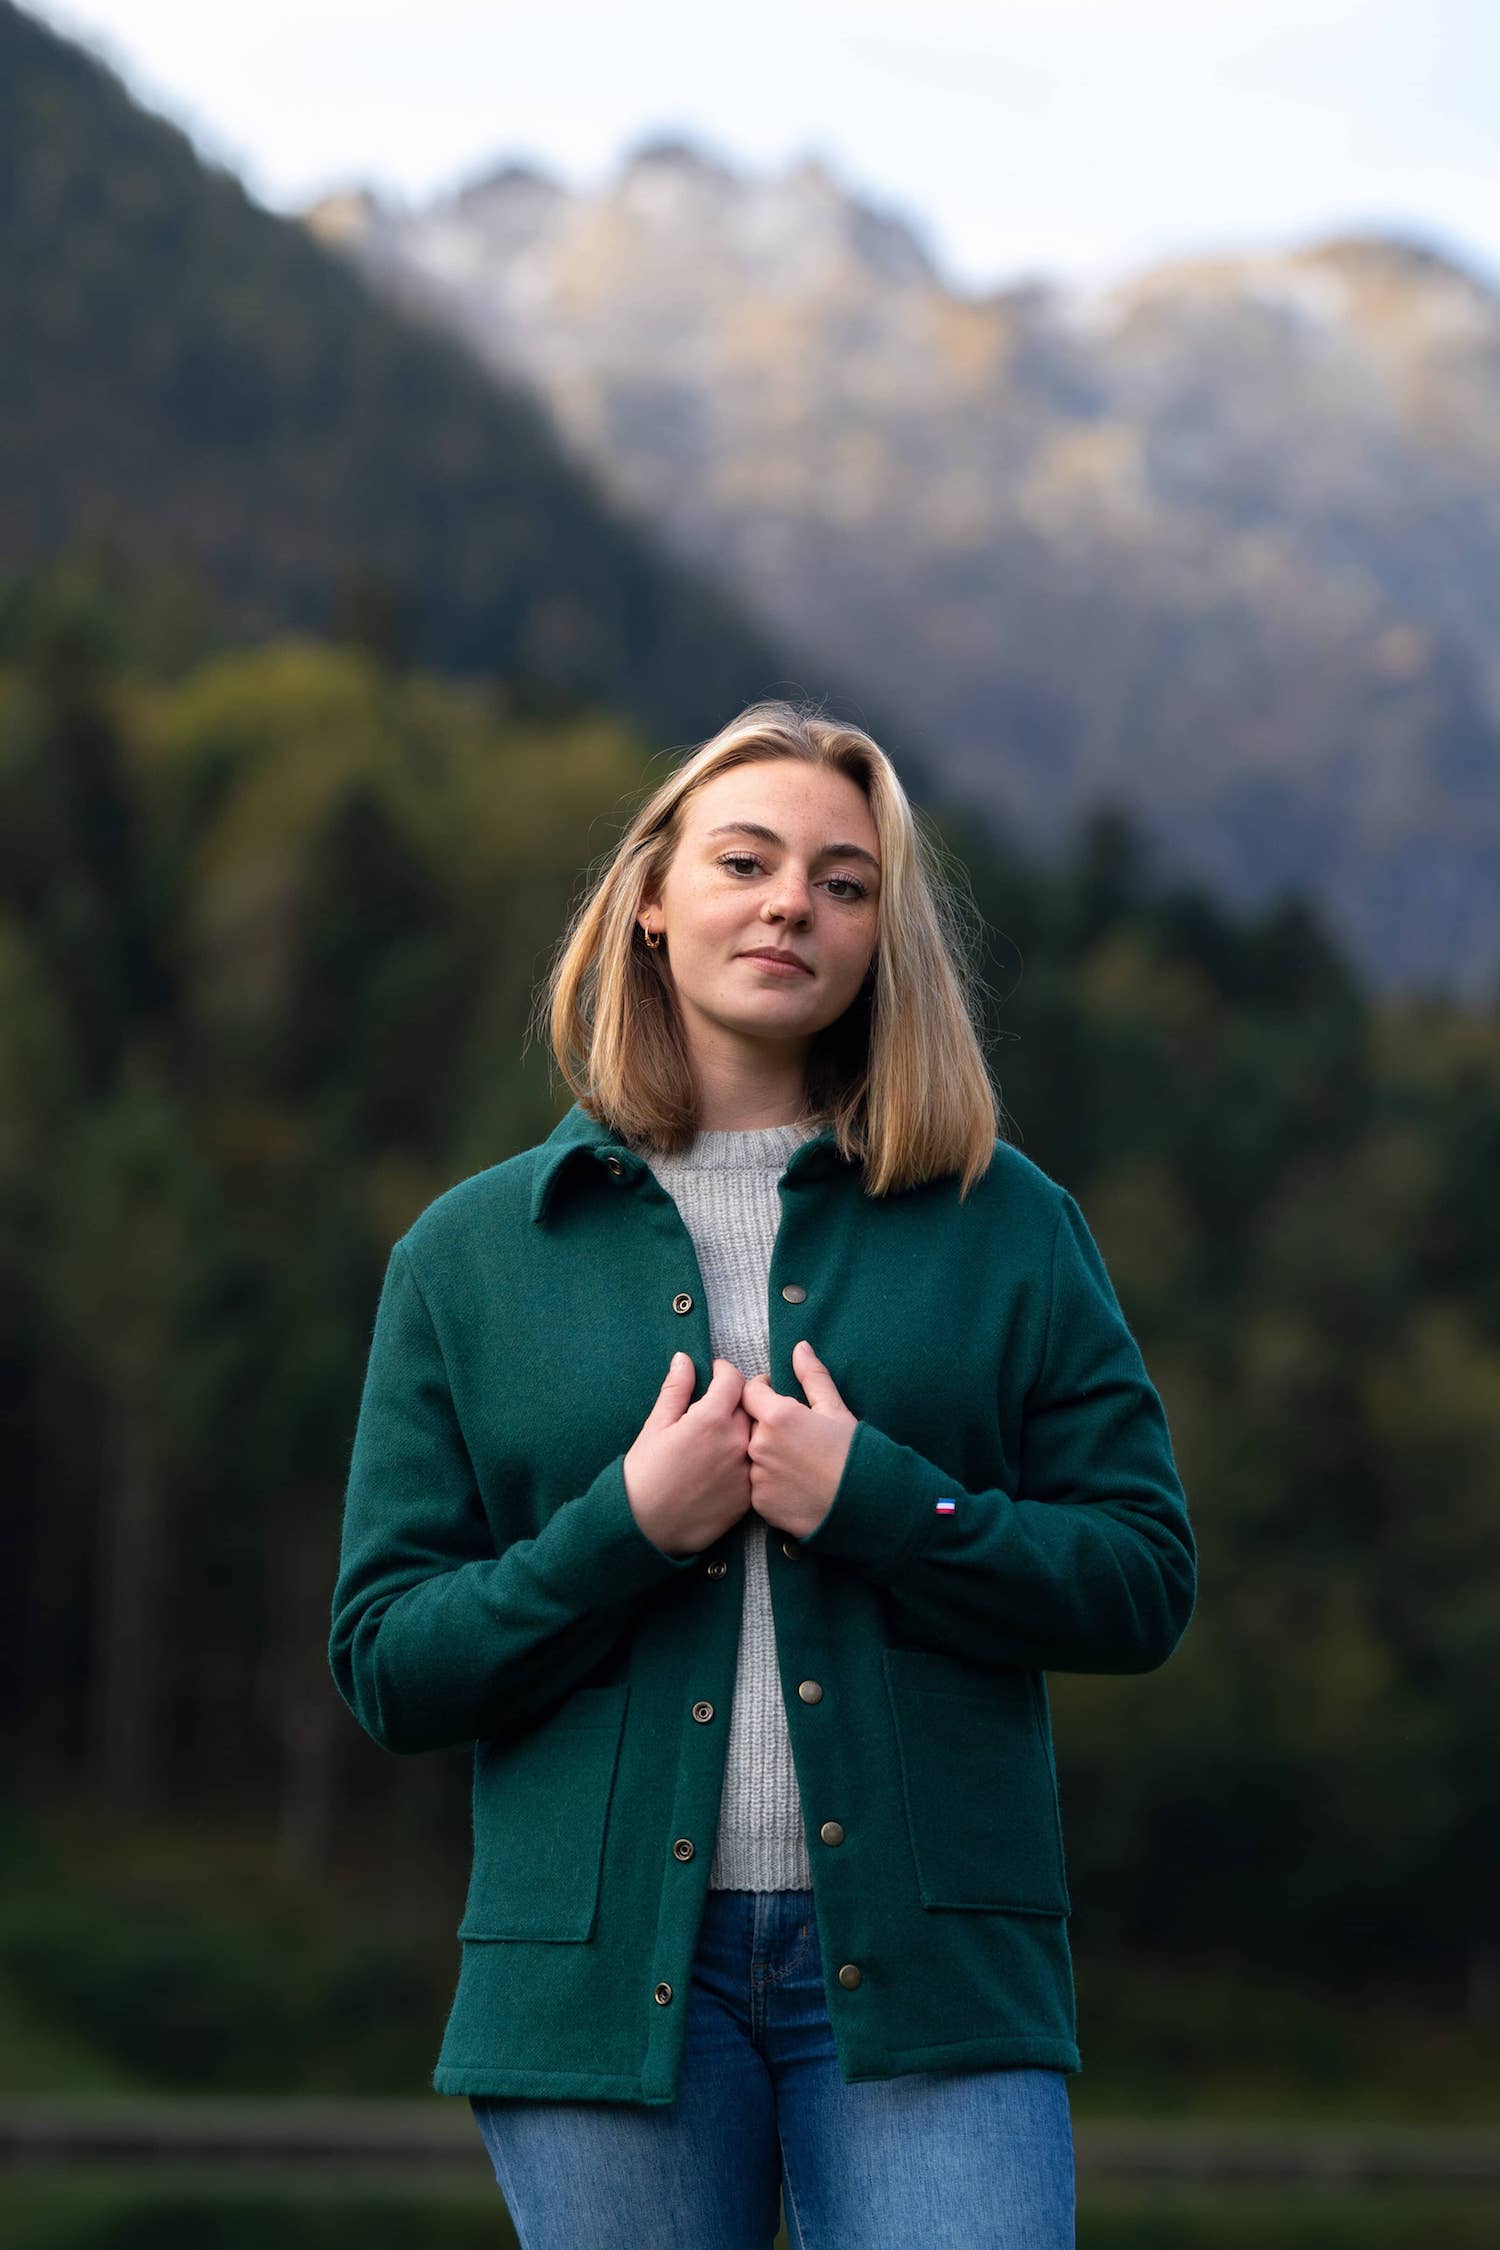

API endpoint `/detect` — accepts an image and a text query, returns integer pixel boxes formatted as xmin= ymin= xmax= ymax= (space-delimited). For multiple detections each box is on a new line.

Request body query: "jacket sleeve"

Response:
xmin=328 ymin=1238 xmax=698 ymax=1754
xmin=799 ymin=1186 xmax=1197 ymax=1674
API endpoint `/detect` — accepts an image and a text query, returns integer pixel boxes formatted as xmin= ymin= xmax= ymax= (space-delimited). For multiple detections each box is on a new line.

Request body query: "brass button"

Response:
xmin=654 ymin=1981 xmax=674 ymax=2005
xmin=692 ymin=1700 xmax=715 ymax=1723
xmin=837 ymin=1963 xmax=862 ymax=1989
xmin=672 ymin=1837 xmax=695 ymax=1861
xmin=797 ymin=1680 xmax=823 ymax=1704
xmin=781 ymin=1282 xmax=808 ymax=1303
xmin=706 ymin=1558 xmax=728 ymax=1579
xmin=820 ymin=1820 xmax=845 ymax=1847
xmin=603 ymin=1154 xmax=624 ymax=1176
xmin=781 ymin=1537 xmax=802 ymax=1561
xmin=672 ymin=1291 xmax=694 ymax=1315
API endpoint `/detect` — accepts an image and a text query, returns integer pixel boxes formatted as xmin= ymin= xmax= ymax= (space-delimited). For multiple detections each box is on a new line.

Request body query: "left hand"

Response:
xmin=739 ymin=1339 xmax=858 ymax=1539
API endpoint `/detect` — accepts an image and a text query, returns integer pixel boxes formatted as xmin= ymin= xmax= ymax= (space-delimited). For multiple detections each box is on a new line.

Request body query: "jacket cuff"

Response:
xmin=531 ymin=1450 xmax=703 ymax=1606
xmin=798 ymin=1418 xmax=947 ymax=1578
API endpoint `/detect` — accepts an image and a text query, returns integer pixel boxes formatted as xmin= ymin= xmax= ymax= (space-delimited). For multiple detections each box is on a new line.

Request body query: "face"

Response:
xmin=640 ymin=759 xmax=882 ymax=1076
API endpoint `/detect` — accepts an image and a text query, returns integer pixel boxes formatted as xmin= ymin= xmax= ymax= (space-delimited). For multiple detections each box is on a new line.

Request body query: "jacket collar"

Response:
xmin=529 ymin=1100 xmax=849 ymax=1224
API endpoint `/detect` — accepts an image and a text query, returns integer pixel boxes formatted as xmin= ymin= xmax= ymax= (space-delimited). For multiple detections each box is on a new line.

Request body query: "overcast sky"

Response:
xmin=26 ymin=0 xmax=1500 ymax=296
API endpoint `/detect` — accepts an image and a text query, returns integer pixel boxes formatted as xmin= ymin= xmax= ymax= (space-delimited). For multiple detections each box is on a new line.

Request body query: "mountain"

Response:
xmin=306 ymin=138 xmax=1500 ymax=1000
xmin=0 ymin=6 xmax=901 ymax=754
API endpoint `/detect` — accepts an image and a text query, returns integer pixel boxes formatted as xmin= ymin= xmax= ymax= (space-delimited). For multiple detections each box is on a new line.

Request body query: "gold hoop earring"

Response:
xmin=643 ymin=923 xmax=661 ymax=950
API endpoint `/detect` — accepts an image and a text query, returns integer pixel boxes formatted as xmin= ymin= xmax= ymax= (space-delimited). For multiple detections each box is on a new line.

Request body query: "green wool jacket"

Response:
xmin=328 ymin=1099 xmax=1196 ymax=2104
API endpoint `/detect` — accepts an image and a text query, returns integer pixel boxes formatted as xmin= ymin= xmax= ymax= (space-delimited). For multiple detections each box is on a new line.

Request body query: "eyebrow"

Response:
xmin=701 ymin=821 xmax=881 ymax=872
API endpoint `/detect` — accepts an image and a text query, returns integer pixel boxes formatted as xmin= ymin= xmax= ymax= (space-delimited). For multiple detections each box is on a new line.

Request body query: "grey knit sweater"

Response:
xmin=641 ymin=1119 xmax=822 ymax=1890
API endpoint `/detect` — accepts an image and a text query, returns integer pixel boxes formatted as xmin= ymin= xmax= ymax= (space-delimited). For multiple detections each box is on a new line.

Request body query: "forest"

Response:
xmin=2 ymin=548 xmax=1496 ymax=2111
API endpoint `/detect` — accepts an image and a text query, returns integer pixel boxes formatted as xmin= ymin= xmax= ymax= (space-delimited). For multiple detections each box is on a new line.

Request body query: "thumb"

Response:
xmin=792 ymin=1338 xmax=846 ymax=1412
xmin=641 ymin=1350 xmax=697 ymax=1428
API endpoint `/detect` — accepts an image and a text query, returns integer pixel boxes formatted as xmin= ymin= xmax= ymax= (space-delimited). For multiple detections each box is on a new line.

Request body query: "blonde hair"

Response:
xmin=536 ymin=698 xmax=1007 ymax=1199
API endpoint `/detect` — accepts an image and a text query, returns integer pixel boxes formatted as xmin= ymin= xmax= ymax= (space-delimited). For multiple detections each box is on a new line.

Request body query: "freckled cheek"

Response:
xmin=671 ymin=886 xmax=735 ymax=940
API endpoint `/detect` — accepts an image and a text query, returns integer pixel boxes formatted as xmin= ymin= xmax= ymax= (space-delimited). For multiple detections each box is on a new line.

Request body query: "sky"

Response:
xmin=25 ymin=0 xmax=1500 ymax=298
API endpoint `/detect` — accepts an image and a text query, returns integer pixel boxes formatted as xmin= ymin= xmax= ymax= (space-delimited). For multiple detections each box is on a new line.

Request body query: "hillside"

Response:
xmin=0 ymin=6 xmax=906 ymax=756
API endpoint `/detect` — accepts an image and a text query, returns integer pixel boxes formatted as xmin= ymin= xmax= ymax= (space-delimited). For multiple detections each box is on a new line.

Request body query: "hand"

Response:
xmin=739 ymin=1339 xmax=858 ymax=1540
xmin=622 ymin=1355 xmax=753 ymax=1558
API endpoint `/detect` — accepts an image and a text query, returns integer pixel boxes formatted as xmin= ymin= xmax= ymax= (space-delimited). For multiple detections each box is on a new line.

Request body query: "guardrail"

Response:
xmin=3 ymin=2100 xmax=1499 ymax=2182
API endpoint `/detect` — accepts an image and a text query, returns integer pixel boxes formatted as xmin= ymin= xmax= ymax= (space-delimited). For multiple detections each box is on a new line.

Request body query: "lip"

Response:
xmin=737 ymin=948 xmax=815 ymax=976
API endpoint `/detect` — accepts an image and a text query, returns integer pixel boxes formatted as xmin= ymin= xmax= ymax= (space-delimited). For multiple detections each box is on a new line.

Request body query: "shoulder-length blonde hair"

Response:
xmin=536 ymin=699 xmax=1007 ymax=1199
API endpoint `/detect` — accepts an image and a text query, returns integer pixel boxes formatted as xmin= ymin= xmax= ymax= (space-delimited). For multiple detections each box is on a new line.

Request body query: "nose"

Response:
xmin=762 ymin=866 xmax=814 ymax=924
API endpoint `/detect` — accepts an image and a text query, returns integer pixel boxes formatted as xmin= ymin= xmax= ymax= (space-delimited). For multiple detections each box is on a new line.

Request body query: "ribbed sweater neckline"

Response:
xmin=644 ymin=1119 xmax=823 ymax=1171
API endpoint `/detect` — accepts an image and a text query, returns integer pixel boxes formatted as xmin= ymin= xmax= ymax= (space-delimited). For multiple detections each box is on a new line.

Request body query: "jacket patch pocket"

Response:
xmin=458 ymin=1682 xmax=630 ymax=1943
xmin=883 ymin=1647 xmax=1071 ymax=1916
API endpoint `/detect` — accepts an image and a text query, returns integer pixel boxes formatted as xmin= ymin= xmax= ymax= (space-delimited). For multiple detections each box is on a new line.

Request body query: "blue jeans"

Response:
xmin=470 ymin=1885 xmax=1076 ymax=2248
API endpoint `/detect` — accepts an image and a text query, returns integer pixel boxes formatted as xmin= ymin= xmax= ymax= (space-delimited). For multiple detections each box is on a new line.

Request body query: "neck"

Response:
xmin=672 ymin=1010 xmax=815 ymax=1131
xmin=688 ymin=1059 xmax=813 ymax=1133
xmin=695 ymin=1101 xmax=813 ymax=1130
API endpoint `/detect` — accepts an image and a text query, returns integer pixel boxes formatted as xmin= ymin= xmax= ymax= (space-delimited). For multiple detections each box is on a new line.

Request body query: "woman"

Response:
xmin=329 ymin=699 xmax=1197 ymax=2249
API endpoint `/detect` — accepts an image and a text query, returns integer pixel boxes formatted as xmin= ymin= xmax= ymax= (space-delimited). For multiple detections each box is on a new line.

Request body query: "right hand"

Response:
xmin=623 ymin=1355 xmax=752 ymax=1558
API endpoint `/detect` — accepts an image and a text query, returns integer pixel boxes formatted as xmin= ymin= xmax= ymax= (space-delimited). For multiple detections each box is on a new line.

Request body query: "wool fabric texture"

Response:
xmin=640 ymin=1118 xmax=823 ymax=1891
xmin=328 ymin=1101 xmax=1197 ymax=2104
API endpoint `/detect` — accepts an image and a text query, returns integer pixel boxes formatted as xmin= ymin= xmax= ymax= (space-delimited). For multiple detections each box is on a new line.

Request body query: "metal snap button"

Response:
xmin=672 ymin=1291 xmax=694 ymax=1314
xmin=837 ymin=1963 xmax=862 ymax=1989
xmin=603 ymin=1154 xmax=624 ymax=1176
xmin=672 ymin=1837 xmax=695 ymax=1861
xmin=780 ymin=1537 xmax=802 ymax=1561
xmin=706 ymin=1558 xmax=728 ymax=1578
xmin=654 ymin=1981 xmax=674 ymax=2005
xmin=797 ymin=1680 xmax=823 ymax=1704
xmin=820 ymin=1820 xmax=845 ymax=1846
xmin=692 ymin=1700 xmax=715 ymax=1722
xmin=780 ymin=1282 xmax=808 ymax=1303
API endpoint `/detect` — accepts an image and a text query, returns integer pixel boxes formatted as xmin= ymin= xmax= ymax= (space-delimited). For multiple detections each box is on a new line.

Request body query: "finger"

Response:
xmin=791 ymin=1338 xmax=845 ymax=1412
xmin=739 ymin=1372 xmax=778 ymax=1416
xmin=640 ymin=1350 xmax=697 ymax=1428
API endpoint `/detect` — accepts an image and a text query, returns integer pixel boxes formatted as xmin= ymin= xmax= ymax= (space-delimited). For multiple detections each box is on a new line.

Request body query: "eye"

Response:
xmin=716 ymin=852 xmax=870 ymax=901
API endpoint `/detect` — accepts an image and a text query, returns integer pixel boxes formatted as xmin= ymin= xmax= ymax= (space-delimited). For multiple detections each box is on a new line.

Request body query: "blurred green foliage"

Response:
xmin=1 ymin=552 xmax=1497 ymax=2109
